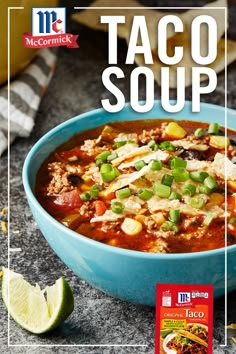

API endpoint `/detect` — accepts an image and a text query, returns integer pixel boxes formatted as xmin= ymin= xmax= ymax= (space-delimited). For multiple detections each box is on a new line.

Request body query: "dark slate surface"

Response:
xmin=0 ymin=1 xmax=236 ymax=353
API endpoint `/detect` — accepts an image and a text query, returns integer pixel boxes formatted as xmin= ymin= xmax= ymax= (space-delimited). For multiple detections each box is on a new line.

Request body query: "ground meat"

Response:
xmin=228 ymin=144 xmax=236 ymax=159
xmin=185 ymin=134 xmax=209 ymax=144
xmin=47 ymin=162 xmax=83 ymax=195
xmin=144 ymin=217 xmax=176 ymax=240
xmin=181 ymin=216 xmax=200 ymax=230
xmin=144 ymin=216 xmax=159 ymax=232
xmin=138 ymin=128 xmax=161 ymax=144
xmin=80 ymin=138 xmax=110 ymax=157
xmin=100 ymin=221 xmax=120 ymax=232
xmin=147 ymin=238 xmax=169 ymax=253
xmin=79 ymin=202 xmax=94 ymax=218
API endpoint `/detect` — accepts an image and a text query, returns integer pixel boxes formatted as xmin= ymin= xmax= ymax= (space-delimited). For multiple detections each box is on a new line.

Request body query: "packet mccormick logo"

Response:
xmin=178 ymin=292 xmax=191 ymax=304
xmin=23 ymin=7 xmax=78 ymax=48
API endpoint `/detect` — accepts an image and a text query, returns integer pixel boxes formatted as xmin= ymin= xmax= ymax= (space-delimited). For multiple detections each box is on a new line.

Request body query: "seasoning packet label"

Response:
xmin=155 ymin=284 xmax=213 ymax=354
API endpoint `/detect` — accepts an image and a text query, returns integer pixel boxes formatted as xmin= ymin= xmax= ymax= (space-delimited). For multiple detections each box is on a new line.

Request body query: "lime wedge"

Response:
xmin=2 ymin=267 xmax=74 ymax=334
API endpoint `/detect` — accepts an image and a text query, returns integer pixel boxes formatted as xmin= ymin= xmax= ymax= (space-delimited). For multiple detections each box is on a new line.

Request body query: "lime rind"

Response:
xmin=2 ymin=267 xmax=74 ymax=334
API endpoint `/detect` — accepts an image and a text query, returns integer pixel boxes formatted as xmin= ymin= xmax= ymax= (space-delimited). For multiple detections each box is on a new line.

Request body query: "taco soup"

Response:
xmin=35 ymin=119 xmax=236 ymax=253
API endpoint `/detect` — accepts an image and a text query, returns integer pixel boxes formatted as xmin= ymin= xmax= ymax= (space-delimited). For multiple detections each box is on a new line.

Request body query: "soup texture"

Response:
xmin=36 ymin=119 xmax=236 ymax=253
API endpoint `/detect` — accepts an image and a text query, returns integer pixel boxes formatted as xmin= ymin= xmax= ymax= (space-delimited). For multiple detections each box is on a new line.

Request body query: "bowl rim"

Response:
xmin=23 ymin=100 xmax=236 ymax=260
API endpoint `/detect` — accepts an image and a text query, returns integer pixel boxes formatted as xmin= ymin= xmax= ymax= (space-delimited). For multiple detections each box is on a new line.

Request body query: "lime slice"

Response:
xmin=2 ymin=267 xmax=74 ymax=334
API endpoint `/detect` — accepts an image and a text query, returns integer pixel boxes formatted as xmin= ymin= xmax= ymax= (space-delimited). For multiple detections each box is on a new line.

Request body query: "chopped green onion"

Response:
xmin=100 ymin=164 xmax=120 ymax=182
xmin=90 ymin=184 xmax=103 ymax=197
xmin=111 ymin=201 xmax=124 ymax=214
xmin=96 ymin=158 xmax=103 ymax=166
xmin=107 ymin=153 xmax=118 ymax=161
xmin=153 ymin=144 xmax=159 ymax=151
xmin=203 ymin=175 xmax=218 ymax=191
xmin=112 ymin=141 xmax=126 ymax=149
xmin=100 ymin=163 xmax=112 ymax=173
xmin=199 ymin=185 xmax=211 ymax=194
xmin=159 ymin=141 xmax=175 ymax=151
xmin=190 ymin=195 xmax=206 ymax=209
xmin=90 ymin=189 xmax=99 ymax=197
xmin=203 ymin=213 xmax=214 ymax=226
xmin=172 ymin=168 xmax=189 ymax=182
xmin=148 ymin=140 xmax=159 ymax=151
xmin=160 ymin=221 xmax=179 ymax=232
xmin=138 ymin=188 xmax=153 ymax=200
xmin=208 ymin=122 xmax=219 ymax=135
xmin=151 ymin=159 xmax=162 ymax=171
xmin=91 ymin=183 xmax=103 ymax=191
xmin=134 ymin=160 xmax=146 ymax=171
xmin=148 ymin=140 xmax=156 ymax=149
xmin=169 ymin=191 xmax=181 ymax=200
xmin=153 ymin=183 xmax=171 ymax=198
xmin=194 ymin=128 xmax=205 ymax=138
xmin=229 ymin=217 xmax=236 ymax=224
xmin=162 ymin=174 xmax=174 ymax=187
xmin=183 ymin=184 xmax=196 ymax=196
xmin=169 ymin=209 xmax=180 ymax=223
xmin=80 ymin=192 xmax=91 ymax=201
xmin=189 ymin=171 xmax=209 ymax=183
xmin=116 ymin=187 xmax=131 ymax=199
xmin=170 ymin=157 xmax=187 ymax=169
xmin=96 ymin=151 xmax=110 ymax=162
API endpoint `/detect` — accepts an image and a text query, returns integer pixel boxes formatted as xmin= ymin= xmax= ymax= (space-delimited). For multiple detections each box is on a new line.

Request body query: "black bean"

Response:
xmin=218 ymin=129 xmax=224 ymax=136
xmin=180 ymin=149 xmax=206 ymax=160
xmin=230 ymin=138 xmax=236 ymax=146
xmin=68 ymin=174 xmax=82 ymax=186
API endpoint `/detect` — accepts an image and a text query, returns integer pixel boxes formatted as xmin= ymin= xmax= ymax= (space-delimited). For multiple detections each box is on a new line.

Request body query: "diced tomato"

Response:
xmin=94 ymin=200 xmax=107 ymax=216
xmin=54 ymin=189 xmax=83 ymax=209
xmin=209 ymin=193 xmax=224 ymax=206
xmin=227 ymin=195 xmax=236 ymax=212
xmin=60 ymin=146 xmax=82 ymax=159
xmin=228 ymin=180 xmax=236 ymax=192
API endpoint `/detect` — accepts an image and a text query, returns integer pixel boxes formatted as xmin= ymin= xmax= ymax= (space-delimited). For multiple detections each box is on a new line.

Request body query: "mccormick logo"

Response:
xmin=23 ymin=7 xmax=78 ymax=49
xmin=178 ymin=292 xmax=191 ymax=304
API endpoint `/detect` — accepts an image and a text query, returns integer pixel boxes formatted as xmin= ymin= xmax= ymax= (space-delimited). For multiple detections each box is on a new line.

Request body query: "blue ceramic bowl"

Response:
xmin=23 ymin=101 xmax=236 ymax=306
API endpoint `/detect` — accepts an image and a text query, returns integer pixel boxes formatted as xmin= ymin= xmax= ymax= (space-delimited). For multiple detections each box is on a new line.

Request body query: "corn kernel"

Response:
xmin=209 ymin=136 xmax=230 ymax=149
xmin=151 ymin=212 xmax=166 ymax=225
xmin=80 ymin=183 xmax=91 ymax=191
xmin=135 ymin=215 xmax=145 ymax=223
xmin=165 ymin=122 xmax=187 ymax=139
xmin=121 ymin=218 xmax=142 ymax=236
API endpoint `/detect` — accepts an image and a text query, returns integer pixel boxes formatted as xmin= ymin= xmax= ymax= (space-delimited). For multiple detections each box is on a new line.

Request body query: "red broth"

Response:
xmin=35 ymin=119 xmax=236 ymax=253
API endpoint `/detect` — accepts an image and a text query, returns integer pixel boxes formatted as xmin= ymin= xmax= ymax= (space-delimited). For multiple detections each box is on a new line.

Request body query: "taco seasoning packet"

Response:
xmin=156 ymin=284 xmax=213 ymax=354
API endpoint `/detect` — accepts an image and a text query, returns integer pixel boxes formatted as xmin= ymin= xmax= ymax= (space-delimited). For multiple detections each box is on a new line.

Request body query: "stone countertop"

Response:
xmin=1 ymin=1 xmax=236 ymax=353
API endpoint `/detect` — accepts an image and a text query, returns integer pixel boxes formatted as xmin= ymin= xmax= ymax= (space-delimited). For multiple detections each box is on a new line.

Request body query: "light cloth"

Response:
xmin=0 ymin=48 xmax=57 ymax=156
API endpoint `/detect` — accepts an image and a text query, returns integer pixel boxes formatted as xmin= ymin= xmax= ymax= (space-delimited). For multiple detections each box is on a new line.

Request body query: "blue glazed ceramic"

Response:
xmin=23 ymin=101 xmax=236 ymax=306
